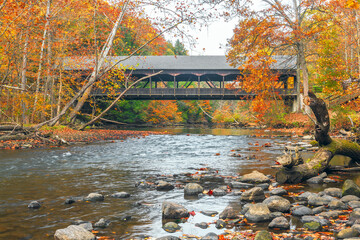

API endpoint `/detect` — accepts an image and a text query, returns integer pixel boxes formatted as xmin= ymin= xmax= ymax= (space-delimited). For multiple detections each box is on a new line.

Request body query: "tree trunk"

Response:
xmin=276 ymin=92 xmax=360 ymax=184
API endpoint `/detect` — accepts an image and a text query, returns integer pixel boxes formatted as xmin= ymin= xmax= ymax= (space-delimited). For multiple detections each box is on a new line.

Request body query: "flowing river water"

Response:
xmin=0 ymin=128 xmax=359 ymax=239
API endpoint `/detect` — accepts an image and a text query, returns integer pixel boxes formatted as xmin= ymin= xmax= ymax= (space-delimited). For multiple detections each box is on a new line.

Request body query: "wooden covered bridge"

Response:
xmin=64 ymin=55 xmax=298 ymax=101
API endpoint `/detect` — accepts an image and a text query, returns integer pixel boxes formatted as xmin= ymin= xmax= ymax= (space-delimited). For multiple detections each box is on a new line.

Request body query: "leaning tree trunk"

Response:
xmin=276 ymin=91 xmax=360 ymax=184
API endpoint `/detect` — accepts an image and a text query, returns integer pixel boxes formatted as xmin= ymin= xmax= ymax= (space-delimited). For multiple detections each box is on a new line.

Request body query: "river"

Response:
xmin=0 ymin=128 xmax=356 ymax=239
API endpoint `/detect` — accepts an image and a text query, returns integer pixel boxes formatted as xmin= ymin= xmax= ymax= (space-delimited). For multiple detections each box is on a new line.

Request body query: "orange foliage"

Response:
xmin=145 ymin=100 xmax=182 ymax=124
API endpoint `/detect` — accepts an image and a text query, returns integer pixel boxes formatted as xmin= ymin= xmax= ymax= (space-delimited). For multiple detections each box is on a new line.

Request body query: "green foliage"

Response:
xmin=331 ymin=106 xmax=356 ymax=130
xmin=100 ymin=100 xmax=149 ymax=124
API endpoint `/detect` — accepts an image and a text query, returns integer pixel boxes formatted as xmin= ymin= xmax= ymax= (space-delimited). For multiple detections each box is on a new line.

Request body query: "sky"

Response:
xmin=185 ymin=18 xmax=238 ymax=56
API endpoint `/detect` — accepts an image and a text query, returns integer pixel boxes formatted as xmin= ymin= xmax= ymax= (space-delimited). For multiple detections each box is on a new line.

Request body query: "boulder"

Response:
xmin=85 ymin=193 xmax=104 ymax=202
xmin=54 ymin=225 xmax=96 ymax=240
xmin=319 ymin=210 xmax=342 ymax=219
xmin=162 ymin=201 xmax=189 ymax=219
xmin=240 ymin=171 xmax=270 ymax=183
xmin=270 ymin=188 xmax=287 ymax=196
xmin=312 ymin=206 xmax=326 ymax=214
xmin=301 ymin=215 xmax=330 ymax=226
xmin=308 ymin=195 xmax=331 ymax=206
xmin=337 ymin=228 xmax=360 ymax=239
xmin=28 ymin=201 xmax=41 ymax=209
xmin=219 ymin=206 xmax=238 ymax=219
xmin=303 ymin=221 xmax=322 ymax=231
xmin=195 ymin=222 xmax=208 ymax=229
xmin=254 ymin=230 xmax=273 ymax=240
xmin=245 ymin=203 xmax=271 ymax=222
xmin=324 ymin=188 xmax=342 ymax=198
xmin=341 ymin=195 xmax=360 ymax=203
xmin=111 ymin=192 xmax=130 ymax=198
xmin=163 ymin=222 xmax=181 ymax=233
xmin=268 ymin=216 xmax=289 ymax=229
xmin=94 ymin=218 xmax=109 ymax=228
xmin=200 ymin=210 xmax=218 ymax=217
xmin=296 ymin=191 xmax=315 ymax=201
xmin=215 ymin=219 xmax=226 ymax=229
xmin=349 ymin=201 xmax=360 ymax=209
xmin=263 ymin=196 xmax=290 ymax=213
xmin=230 ymin=182 xmax=254 ymax=189
xmin=292 ymin=206 xmax=313 ymax=216
xmin=306 ymin=176 xmax=323 ymax=184
xmin=156 ymin=181 xmax=175 ymax=191
xmin=184 ymin=183 xmax=203 ymax=196
xmin=200 ymin=232 xmax=219 ymax=240
xmin=212 ymin=188 xmax=226 ymax=196
xmin=328 ymin=200 xmax=347 ymax=210
xmin=343 ymin=180 xmax=360 ymax=197
xmin=348 ymin=209 xmax=360 ymax=225
xmin=240 ymin=187 xmax=266 ymax=202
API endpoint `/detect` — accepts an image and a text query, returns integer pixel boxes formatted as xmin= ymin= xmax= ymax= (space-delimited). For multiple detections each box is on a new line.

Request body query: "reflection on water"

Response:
xmin=0 ymin=128 xmax=358 ymax=239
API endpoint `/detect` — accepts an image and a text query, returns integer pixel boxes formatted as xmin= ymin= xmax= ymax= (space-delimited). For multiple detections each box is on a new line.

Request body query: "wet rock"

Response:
xmin=319 ymin=172 xmax=328 ymax=178
xmin=230 ymin=182 xmax=254 ymax=189
xmin=54 ymin=225 xmax=96 ymax=240
xmin=156 ymin=181 xmax=175 ymax=191
xmin=232 ymin=190 xmax=243 ymax=196
xmin=240 ymin=171 xmax=270 ymax=183
xmin=119 ymin=215 xmax=131 ymax=221
xmin=303 ymin=221 xmax=322 ymax=231
xmin=270 ymin=212 xmax=283 ymax=219
xmin=329 ymin=200 xmax=347 ymax=210
xmin=111 ymin=192 xmax=130 ymax=198
xmin=306 ymin=176 xmax=323 ymax=184
xmin=212 ymin=188 xmax=226 ymax=196
xmin=215 ymin=219 xmax=226 ymax=229
xmin=85 ymin=193 xmax=104 ymax=202
xmin=200 ymin=210 xmax=218 ymax=217
xmin=268 ymin=216 xmax=289 ymax=229
xmin=349 ymin=201 xmax=360 ymax=209
xmin=162 ymin=201 xmax=189 ymax=219
xmin=240 ymin=187 xmax=266 ymax=202
xmin=324 ymin=188 xmax=342 ymax=198
xmin=184 ymin=183 xmax=203 ymax=196
xmin=342 ymin=195 xmax=360 ymax=203
xmin=78 ymin=222 xmax=92 ymax=231
xmin=308 ymin=195 xmax=331 ymax=206
xmin=301 ymin=215 xmax=330 ymax=226
xmin=240 ymin=203 xmax=251 ymax=215
xmin=254 ymin=230 xmax=273 ymax=240
xmin=296 ymin=191 xmax=315 ymax=201
xmin=292 ymin=206 xmax=313 ymax=216
xmin=65 ymin=198 xmax=76 ymax=204
xmin=324 ymin=178 xmax=336 ymax=183
xmin=200 ymin=232 xmax=219 ymax=240
xmin=28 ymin=201 xmax=41 ymax=209
xmin=245 ymin=203 xmax=271 ymax=222
xmin=312 ymin=206 xmax=326 ymax=214
xmin=270 ymin=188 xmax=287 ymax=196
xmin=257 ymin=183 xmax=270 ymax=190
xmin=163 ymin=222 xmax=180 ymax=233
xmin=195 ymin=222 xmax=208 ymax=229
xmin=156 ymin=236 xmax=181 ymax=240
xmin=263 ymin=196 xmax=290 ymax=213
xmin=94 ymin=218 xmax=109 ymax=228
xmin=219 ymin=206 xmax=238 ymax=219
xmin=343 ymin=180 xmax=360 ymax=197
xmin=319 ymin=210 xmax=342 ymax=219
xmin=337 ymin=228 xmax=360 ymax=239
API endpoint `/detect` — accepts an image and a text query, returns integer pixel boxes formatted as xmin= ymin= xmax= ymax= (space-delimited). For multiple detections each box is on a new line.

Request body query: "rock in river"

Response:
xmin=111 ymin=192 xmax=130 ymax=198
xmin=219 ymin=206 xmax=238 ymax=219
xmin=268 ymin=216 xmax=290 ymax=229
xmin=156 ymin=181 xmax=175 ymax=191
xmin=240 ymin=187 xmax=266 ymax=202
xmin=85 ymin=193 xmax=104 ymax=202
xmin=163 ymin=222 xmax=181 ymax=233
xmin=184 ymin=183 xmax=203 ymax=196
xmin=240 ymin=170 xmax=270 ymax=183
xmin=54 ymin=225 xmax=96 ymax=240
xmin=245 ymin=203 xmax=271 ymax=222
xmin=263 ymin=196 xmax=290 ymax=213
xmin=343 ymin=179 xmax=360 ymax=197
xmin=270 ymin=187 xmax=287 ymax=196
xmin=28 ymin=201 xmax=41 ymax=209
xmin=162 ymin=201 xmax=189 ymax=219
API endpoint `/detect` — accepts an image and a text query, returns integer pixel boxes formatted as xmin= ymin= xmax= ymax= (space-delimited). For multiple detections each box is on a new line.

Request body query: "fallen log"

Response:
xmin=276 ymin=92 xmax=360 ymax=184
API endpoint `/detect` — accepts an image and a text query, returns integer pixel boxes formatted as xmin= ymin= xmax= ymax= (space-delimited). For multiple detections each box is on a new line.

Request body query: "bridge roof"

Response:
xmin=63 ymin=55 xmax=296 ymax=72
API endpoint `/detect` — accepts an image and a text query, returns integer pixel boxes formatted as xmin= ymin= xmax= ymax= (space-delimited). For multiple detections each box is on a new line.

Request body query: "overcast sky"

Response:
xmin=185 ymin=18 xmax=238 ymax=56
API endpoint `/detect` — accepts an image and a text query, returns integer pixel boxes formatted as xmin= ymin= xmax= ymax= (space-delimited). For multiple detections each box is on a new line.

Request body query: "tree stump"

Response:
xmin=276 ymin=92 xmax=360 ymax=184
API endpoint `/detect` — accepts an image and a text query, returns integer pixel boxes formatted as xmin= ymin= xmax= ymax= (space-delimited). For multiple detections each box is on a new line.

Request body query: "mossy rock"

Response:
xmin=303 ymin=221 xmax=322 ymax=231
xmin=343 ymin=179 xmax=360 ymax=197
xmin=254 ymin=230 xmax=273 ymax=240
xmin=163 ymin=222 xmax=181 ymax=233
